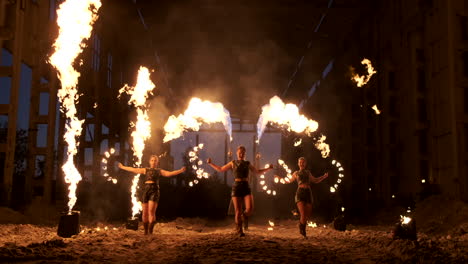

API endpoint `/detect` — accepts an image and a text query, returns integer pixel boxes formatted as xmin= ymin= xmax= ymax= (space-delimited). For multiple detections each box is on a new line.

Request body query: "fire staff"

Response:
xmin=118 ymin=155 xmax=186 ymax=235
xmin=207 ymin=145 xmax=274 ymax=237
xmin=284 ymin=157 xmax=328 ymax=238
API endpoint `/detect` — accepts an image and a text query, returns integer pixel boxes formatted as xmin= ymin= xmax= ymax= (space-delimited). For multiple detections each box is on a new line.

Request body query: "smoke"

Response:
xmin=147 ymin=0 xmax=294 ymax=117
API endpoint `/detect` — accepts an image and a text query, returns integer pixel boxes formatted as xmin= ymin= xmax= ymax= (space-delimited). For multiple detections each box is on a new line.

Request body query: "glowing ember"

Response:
xmin=257 ymin=96 xmax=318 ymax=143
xmin=49 ymin=0 xmax=102 ymax=212
xmin=163 ymin=98 xmax=232 ymax=142
xmin=314 ymin=135 xmax=330 ymax=158
xmin=350 ymin=58 xmax=377 ymax=87
xmin=294 ymin=138 xmax=302 ymax=147
xmin=119 ymin=67 xmax=155 ymax=217
xmin=400 ymin=215 xmax=412 ymax=225
xmin=371 ymin=104 xmax=381 ymax=115
xmin=307 ymin=221 xmax=317 ymax=228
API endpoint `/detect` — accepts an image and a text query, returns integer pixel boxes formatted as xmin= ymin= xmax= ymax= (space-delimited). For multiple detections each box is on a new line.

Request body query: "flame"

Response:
xmin=48 ymin=0 xmax=102 ymax=212
xmin=400 ymin=215 xmax=412 ymax=225
xmin=314 ymin=135 xmax=330 ymax=158
xmin=119 ymin=67 xmax=155 ymax=217
xmin=163 ymin=98 xmax=232 ymax=142
xmin=371 ymin=104 xmax=381 ymax=115
xmin=294 ymin=138 xmax=302 ymax=147
xmin=307 ymin=221 xmax=317 ymax=228
xmin=269 ymin=220 xmax=275 ymax=226
xmin=257 ymin=96 xmax=319 ymax=143
xmin=350 ymin=58 xmax=377 ymax=87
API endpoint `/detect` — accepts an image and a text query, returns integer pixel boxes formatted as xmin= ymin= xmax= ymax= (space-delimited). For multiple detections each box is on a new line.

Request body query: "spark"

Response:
xmin=400 ymin=215 xmax=412 ymax=225
xmin=294 ymin=138 xmax=302 ymax=147
xmin=371 ymin=104 xmax=381 ymax=115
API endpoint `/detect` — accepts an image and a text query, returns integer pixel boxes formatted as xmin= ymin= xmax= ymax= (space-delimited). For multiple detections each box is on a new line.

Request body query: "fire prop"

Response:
xmin=187 ymin=143 xmax=210 ymax=187
xmin=49 ymin=0 xmax=101 ymax=213
xmin=350 ymin=58 xmax=377 ymax=87
xmin=101 ymin=148 xmax=118 ymax=184
xmin=256 ymin=96 xmax=318 ymax=144
xmin=119 ymin=66 xmax=155 ymax=218
xmin=163 ymin=98 xmax=233 ymax=142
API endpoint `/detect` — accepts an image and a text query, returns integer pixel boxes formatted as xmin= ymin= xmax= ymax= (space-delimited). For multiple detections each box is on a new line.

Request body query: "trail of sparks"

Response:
xmin=101 ymin=148 xmax=118 ymax=184
xmin=48 ymin=0 xmax=102 ymax=212
xmin=119 ymin=66 xmax=155 ymax=217
xmin=350 ymin=58 xmax=377 ymax=87
xmin=187 ymin=143 xmax=210 ymax=187
xmin=163 ymin=98 xmax=232 ymax=143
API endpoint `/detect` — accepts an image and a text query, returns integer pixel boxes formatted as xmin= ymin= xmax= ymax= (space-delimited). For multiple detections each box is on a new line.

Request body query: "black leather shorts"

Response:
xmin=141 ymin=183 xmax=160 ymax=203
xmin=231 ymin=181 xmax=251 ymax=197
xmin=295 ymin=187 xmax=313 ymax=204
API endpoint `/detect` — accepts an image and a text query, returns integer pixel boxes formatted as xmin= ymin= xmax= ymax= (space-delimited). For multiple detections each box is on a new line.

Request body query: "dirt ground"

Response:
xmin=1 ymin=195 xmax=468 ymax=264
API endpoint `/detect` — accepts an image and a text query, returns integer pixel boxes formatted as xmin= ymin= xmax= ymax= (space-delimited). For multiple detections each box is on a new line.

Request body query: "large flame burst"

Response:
xmin=49 ymin=0 xmax=102 ymax=212
xmin=163 ymin=97 xmax=232 ymax=142
xmin=119 ymin=67 xmax=155 ymax=217
xmin=350 ymin=58 xmax=377 ymax=87
xmin=256 ymin=96 xmax=319 ymax=143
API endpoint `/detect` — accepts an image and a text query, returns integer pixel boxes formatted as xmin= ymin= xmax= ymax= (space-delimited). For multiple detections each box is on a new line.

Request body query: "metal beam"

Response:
xmin=3 ymin=2 xmax=25 ymax=206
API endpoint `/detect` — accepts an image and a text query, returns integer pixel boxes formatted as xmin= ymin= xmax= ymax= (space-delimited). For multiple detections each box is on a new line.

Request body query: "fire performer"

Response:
xmin=285 ymin=157 xmax=328 ymax=238
xmin=207 ymin=145 xmax=273 ymax=237
xmin=118 ymin=155 xmax=186 ymax=235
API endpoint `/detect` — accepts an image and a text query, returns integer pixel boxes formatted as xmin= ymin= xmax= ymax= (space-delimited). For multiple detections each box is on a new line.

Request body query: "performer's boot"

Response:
xmin=242 ymin=213 xmax=249 ymax=231
xmin=148 ymin=221 xmax=156 ymax=234
xmin=143 ymin=222 xmax=149 ymax=235
xmin=299 ymin=222 xmax=307 ymax=238
xmin=236 ymin=222 xmax=245 ymax=237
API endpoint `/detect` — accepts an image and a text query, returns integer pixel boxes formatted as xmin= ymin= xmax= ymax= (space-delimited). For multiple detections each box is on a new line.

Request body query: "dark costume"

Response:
xmin=294 ymin=169 xmax=314 ymax=204
xmin=141 ymin=168 xmax=161 ymax=203
xmin=231 ymin=160 xmax=251 ymax=197
xmin=294 ymin=169 xmax=314 ymax=238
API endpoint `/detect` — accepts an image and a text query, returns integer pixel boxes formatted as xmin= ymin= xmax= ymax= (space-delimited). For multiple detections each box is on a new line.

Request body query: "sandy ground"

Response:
xmin=0 ymin=217 xmax=467 ymax=264
xmin=1 ymin=195 xmax=468 ymax=263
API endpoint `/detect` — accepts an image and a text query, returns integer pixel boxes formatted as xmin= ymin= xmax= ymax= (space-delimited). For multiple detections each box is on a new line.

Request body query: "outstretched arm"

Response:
xmin=249 ymin=163 xmax=274 ymax=174
xmin=275 ymin=171 xmax=297 ymax=184
xmin=310 ymin=172 xmax=329 ymax=183
xmin=118 ymin=162 xmax=145 ymax=174
xmin=207 ymin=158 xmax=232 ymax=172
xmin=161 ymin=167 xmax=186 ymax=177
